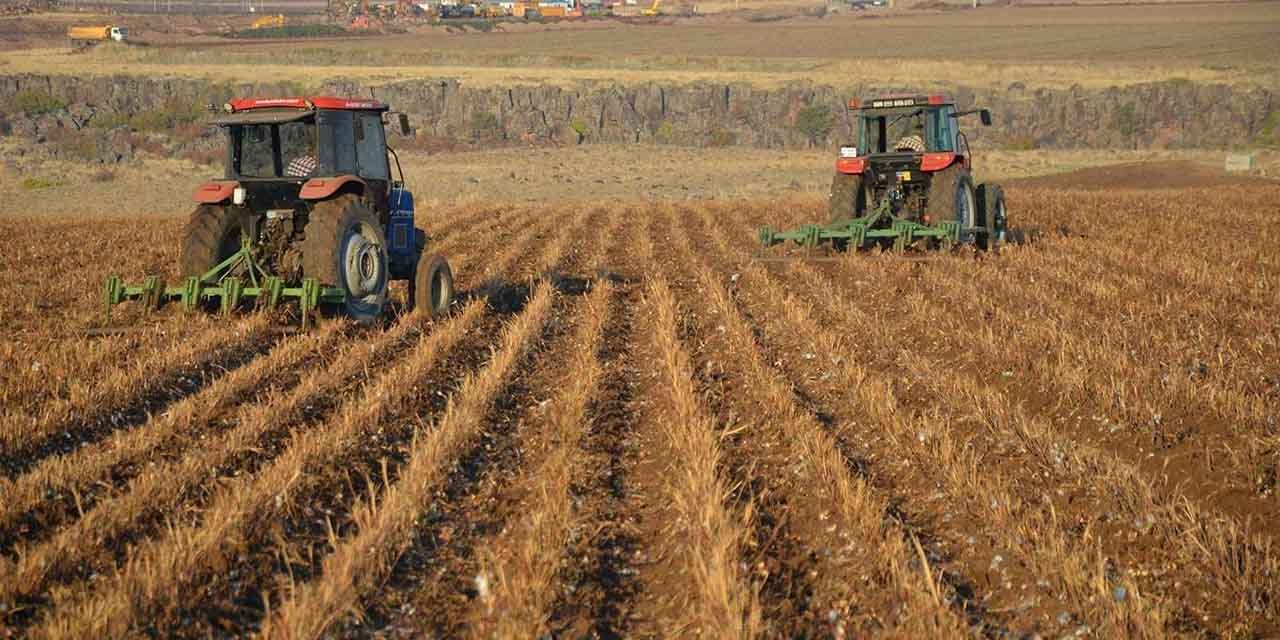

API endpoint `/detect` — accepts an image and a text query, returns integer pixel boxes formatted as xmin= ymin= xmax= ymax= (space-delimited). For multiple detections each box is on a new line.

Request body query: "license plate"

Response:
xmin=897 ymin=171 xmax=912 ymax=181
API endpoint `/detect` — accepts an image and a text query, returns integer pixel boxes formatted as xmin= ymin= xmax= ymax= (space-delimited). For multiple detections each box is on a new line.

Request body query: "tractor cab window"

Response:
xmin=317 ymin=110 xmax=358 ymax=177
xmin=355 ymin=113 xmax=390 ymax=181
xmin=236 ymin=124 xmax=275 ymax=177
xmin=230 ymin=118 xmax=317 ymax=179
xmin=859 ymin=107 xmax=955 ymax=154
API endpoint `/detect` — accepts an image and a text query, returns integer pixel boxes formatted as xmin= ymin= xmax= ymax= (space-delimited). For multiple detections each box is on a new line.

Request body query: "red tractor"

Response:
xmin=106 ymin=97 xmax=453 ymax=325
xmin=760 ymin=93 xmax=1009 ymax=252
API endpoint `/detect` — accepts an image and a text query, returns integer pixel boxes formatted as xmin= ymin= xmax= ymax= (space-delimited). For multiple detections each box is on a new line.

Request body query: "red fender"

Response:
xmin=920 ymin=152 xmax=958 ymax=172
xmin=300 ymin=175 xmax=366 ymax=200
xmin=192 ymin=181 xmax=239 ymax=204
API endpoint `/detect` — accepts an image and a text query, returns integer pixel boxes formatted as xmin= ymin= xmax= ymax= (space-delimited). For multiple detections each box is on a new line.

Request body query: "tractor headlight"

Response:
xmin=233 ymin=187 xmax=247 ymax=205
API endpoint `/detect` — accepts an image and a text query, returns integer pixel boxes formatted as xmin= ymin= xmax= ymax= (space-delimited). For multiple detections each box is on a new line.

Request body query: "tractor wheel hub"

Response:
xmin=343 ymin=232 xmax=383 ymax=298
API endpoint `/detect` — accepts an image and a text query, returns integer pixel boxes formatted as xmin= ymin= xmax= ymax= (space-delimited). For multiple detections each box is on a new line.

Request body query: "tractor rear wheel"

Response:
xmin=410 ymin=253 xmax=454 ymax=318
xmin=180 ymin=204 xmax=243 ymax=278
xmin=302 ymin=194 xmax=389 ymax=325
xmin=828 ymin=172 xmax=872 ymax=223
xmin=924 ymin=168 xmax=978 ymax=246
xmin=978 ymin=183 xmax=1007 ymax=252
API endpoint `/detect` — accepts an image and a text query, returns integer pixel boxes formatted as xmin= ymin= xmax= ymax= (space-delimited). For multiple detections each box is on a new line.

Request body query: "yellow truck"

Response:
xmin=67 ymin=25 xmax=128 ymax=47
xmin=249 ymin=14 xmax=286 ymax=29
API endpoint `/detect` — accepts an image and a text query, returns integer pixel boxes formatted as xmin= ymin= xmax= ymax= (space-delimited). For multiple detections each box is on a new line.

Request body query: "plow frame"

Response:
xmin=104 ymin=233 xmax=345 ymax=327
xmin=758 ymin=199 xmax=966 ymax=253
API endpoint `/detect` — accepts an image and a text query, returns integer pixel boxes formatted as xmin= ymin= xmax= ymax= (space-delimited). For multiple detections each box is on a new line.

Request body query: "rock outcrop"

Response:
xmin=1 ymin=73 xmax=1274 ymax=150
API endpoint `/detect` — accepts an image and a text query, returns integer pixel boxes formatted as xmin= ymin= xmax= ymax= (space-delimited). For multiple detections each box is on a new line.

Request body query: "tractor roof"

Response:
xmin=849 ymin=94 xmax=955 ymax=110
xmin=212 ymin=97 xmax=389 ymax=126
xmin=226 ymin=97 xmax=388 ymax=113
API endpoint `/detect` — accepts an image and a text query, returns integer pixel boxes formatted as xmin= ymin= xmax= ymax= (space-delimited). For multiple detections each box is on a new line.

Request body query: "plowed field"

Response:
xmin=1 ymin=183 xmax=1278 ymax=638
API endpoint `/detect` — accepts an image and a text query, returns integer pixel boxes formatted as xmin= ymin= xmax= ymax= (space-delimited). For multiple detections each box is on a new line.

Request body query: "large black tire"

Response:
xmin=410 ymin=253 xmax=454 ymax=318
xmin=179 ymin=204 xmax=243 ymax=278
xmin=977 ymin=183 xmax=1007 ymax=252
xmin=302 ymin=194 xmax=389 ymax=325
xmin=828 ymin=172 xmax=872 ymax=223
xmin=923 ymin=167 xmax=978 ymax=246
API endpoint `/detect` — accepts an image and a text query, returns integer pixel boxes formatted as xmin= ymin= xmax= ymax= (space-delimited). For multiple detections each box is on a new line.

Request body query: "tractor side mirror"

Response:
xmin=980 ymin=109 xmax=992 ymax=126
xmin=397 ymin=113 xmax=411 ymax=136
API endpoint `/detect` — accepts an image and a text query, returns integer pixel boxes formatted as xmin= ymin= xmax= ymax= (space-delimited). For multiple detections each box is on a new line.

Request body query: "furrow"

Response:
xmin=543 ymin=204 xmax=649 ymax=638
xmin=666 ymin=202 xmax=971 ymax=636
xmin=0 ymin=318 xmax=349 ymax=554
xmin=281 ymin=204 xmax=609 ymax=638
xmin=624 ymin=269 xmax=761 ymax=638
xmin=34 ymin=299 xmax=491 ymax=640
xmin=0 ymin=315 xmax=275 ymax=479
xmin=27 ymin=204 xmax=576 ymax=639
xmin=714 ymin=201 xmax=1276 ymax=635
xmin=453 ymin=208 xmax=624 ymax=638
xmin=259 ymin=282 xmax=558 ymax=640
xmin=0 ymin=315 xmax=412 ymax=632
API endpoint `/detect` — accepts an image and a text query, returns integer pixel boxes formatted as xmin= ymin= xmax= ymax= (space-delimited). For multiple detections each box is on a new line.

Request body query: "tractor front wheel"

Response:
xmin=303 ymin=195 xmax=389 ymax=325
xmin=410 ymin=253 xmax=454 ymax=318
xmin=977 ymin=183 xmax=1007 ymax=252
xmin=180 ymin=204 xmax=243 ymax=278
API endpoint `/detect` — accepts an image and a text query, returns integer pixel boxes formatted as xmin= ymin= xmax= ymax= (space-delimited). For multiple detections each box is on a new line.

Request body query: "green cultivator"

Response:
xmin=759 ymin=197 xmax=965 ymax=252
xmin=103 ymin=231 xmax=344 ymax=326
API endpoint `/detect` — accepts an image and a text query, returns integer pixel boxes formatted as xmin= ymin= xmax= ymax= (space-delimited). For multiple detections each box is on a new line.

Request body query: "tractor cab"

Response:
xmin=836 ymin=94 xmax=991 ymax=182
xmin=208 ymin=98 xmax=407 ymax=219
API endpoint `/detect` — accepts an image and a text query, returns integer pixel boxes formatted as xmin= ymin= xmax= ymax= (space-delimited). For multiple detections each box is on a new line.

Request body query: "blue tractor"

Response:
xmin=105 ymin=96 xmax=454 ymax=325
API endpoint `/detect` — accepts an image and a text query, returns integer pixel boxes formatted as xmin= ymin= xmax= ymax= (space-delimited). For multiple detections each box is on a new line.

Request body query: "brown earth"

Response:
xmin=1007 ymin=159 xmax=1276 ymax=190
xmin=0 ymin=177 xmax=1277 ymax=638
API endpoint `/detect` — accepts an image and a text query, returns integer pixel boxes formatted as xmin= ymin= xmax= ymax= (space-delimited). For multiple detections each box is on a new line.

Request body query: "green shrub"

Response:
xmin=19 ymin=177 xmax=57 ymax=190
xmin=469 ymin=111 xmax=501 ymax=140
xmin=12 ymin=91 xmax=67 ymax=116
xmin=654 ymin=120 xmax=675 ymax=144
xmin=1258 ymin=110 xmax=1279 ymax=147
xmin=1003 ymin=135 xmax=1036 ymax=151
xmin=1114 ymin=102 xmax=1139 ymax=139
xmin=230 ymin=24 xmax=347 ymax=39
xmin=796 ymin=104 xmax=832 ymax=147
xmin=570 ymin=117 xmax=589 ymax=144
xmin=706 ymin=128 xmax=736 ymax=148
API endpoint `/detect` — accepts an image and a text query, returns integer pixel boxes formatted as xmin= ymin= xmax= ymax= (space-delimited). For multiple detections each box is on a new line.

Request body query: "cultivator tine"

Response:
xmin=221 ymin=277 xmax=243 ymax=316
xmin=263 ymin=277 xmax=284 ymax=310
xmin=141 ymin=276 xmax=165 ymax=312
xmin=300 ymin=278 xmax=320 ymax=329
xmin=181 ymin=277 xmax=201 ymax=311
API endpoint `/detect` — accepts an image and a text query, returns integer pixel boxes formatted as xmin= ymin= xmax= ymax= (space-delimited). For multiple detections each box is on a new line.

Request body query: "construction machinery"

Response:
xmin=104 ymin=97 xmax=454 ymax=326
xmin=67 ymin=25 xmax=128 ymax=47
xmin=759 ymin=93 xmax=1009 ymax=253
xmin=249 ymin=14 xmax=285 ymax=29
xmin=642 ymin=0 xmax=662 ymax=15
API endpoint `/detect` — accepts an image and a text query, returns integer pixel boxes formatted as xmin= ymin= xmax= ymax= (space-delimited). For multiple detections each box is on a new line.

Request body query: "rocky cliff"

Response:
xmin=1 ymin=73 xmax=1275 ymax=151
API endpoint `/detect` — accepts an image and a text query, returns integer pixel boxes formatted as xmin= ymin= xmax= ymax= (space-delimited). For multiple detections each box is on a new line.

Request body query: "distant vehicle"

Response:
xmin=249 ymin=14 xmax=285 ymax=29
xmin=641 ymin=0 xmax=661 ymax=14
xmin=439 ymin=3 xmax=477 ymax=17
xmin=67 ymin=25 xmax=128 ymax=47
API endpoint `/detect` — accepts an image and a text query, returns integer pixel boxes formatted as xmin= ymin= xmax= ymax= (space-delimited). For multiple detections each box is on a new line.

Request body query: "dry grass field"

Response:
xmin=4 ymin=3 xmax=1278 ymax=88
xmin=0 ymin=167 xmax=1278 ymax=637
